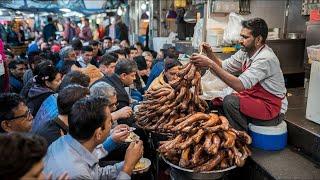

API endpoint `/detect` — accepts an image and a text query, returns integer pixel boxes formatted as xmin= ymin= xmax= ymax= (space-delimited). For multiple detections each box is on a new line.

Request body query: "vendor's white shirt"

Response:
xmin=222 ymin=45 xmax=288 ymax=114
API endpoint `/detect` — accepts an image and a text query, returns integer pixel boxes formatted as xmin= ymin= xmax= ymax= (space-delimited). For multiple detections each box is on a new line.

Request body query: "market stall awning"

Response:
xmin=0 ymin=0 xmax=127 ymax=15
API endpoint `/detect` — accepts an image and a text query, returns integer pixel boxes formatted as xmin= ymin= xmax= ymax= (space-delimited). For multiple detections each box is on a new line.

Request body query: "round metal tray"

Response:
xmin=162 ymin=156 xmax=236 ymax=180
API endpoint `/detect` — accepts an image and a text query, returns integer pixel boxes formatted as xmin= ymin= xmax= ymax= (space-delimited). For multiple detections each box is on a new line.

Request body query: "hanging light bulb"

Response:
xmin=117 ymin=7 xmax=123 ymax=16
xmin=141 ymin=3 xmax=147 ymax=10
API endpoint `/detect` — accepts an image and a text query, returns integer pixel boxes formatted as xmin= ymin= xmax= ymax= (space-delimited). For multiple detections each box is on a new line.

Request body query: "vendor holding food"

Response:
xmin=190 ymin=18 xmax=287 ymax=131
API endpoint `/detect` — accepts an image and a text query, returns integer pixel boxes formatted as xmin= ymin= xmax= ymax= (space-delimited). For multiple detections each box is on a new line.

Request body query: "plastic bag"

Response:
xmin=192 ymin=18 xmax=226 ymax=48
xmin=223 ymin=12 xmax=244 ymax=44
xmin=200 ymin=70 xmax=234 ymax=100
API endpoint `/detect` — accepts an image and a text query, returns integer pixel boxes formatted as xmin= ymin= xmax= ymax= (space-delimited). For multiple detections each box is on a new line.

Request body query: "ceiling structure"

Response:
xmin=0 ymin=0 xmax=127 ymax=15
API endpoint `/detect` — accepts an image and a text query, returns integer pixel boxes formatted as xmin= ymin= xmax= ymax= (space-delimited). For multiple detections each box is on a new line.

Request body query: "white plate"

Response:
xmin=133 ymin=158 xmax=151 ymax=174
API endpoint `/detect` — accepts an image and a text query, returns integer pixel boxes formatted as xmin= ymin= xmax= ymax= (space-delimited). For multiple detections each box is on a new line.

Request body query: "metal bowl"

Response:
xmin=287 ymin=33 xmax=301 ymax=39
xmin=162 ymin=156 xmax=236 ymax=180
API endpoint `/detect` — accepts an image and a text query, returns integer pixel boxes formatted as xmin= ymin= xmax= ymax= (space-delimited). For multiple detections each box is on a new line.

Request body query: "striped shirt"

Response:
xmin=222 ymin=45 xmax=288 ymax=113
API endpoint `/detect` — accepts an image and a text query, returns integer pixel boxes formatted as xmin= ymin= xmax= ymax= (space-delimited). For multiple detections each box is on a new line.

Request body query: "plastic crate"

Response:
xmin=307 ymin=45 xmax=320 ymax=62
xmin=310 ymin=9 xmax=320 ymax=22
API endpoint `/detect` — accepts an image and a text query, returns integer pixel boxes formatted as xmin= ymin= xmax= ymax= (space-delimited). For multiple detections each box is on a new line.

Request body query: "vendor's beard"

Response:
xmin=241 ymin=43 xmax=255 ymax=53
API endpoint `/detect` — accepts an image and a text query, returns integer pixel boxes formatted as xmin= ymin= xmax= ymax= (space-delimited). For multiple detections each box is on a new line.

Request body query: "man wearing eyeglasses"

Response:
xmin=0 ymin=93 xmax=33 ymax=133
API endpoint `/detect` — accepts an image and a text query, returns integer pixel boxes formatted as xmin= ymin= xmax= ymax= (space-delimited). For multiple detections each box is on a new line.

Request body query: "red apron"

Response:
xmin=236 ymin=54 xmax=282 ymax=120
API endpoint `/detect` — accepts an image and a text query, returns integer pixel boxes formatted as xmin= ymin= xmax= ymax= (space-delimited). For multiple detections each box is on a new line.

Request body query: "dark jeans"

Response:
xmin=222 ymin=94 xmax=284 ymax=131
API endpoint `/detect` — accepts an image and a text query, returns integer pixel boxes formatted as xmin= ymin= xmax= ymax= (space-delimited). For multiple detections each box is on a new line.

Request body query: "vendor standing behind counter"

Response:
xmin=190 ymin=18 xmax=287 ymax=131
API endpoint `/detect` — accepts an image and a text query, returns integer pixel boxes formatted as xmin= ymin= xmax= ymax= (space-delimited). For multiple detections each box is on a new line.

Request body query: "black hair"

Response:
xmin=134 ymin=56 xmax=147 ymax=70
xmin=71 ymin=38 xmax=83 ymax=50
xmin=99 ymin=54 xmax=118 ymax=67
xmin=129 ymin=47 xmax=137 ymax=51
xmin=82 ymin=45 xmax=93 ymax=52
xmin=47 ymin=37 xmax=54 ymax=43
xmin=47 ymin=16 xmax=53 ymax=22
xmin=57 ymin=85 xmax=89 ymax=115
xmin=241 ymin=18 xmax=268 ymax=43
xmin=115 ymin=59 xmax=138 ymax=75
xmin=59 ymin=71 xmax=90 ymax=90
xmin=0 ymin=93 xmax=25 ymax=132
xmin=61 ymin=38 xmax=68 ymax=43
xmin=108 ymin=52 xmax=119 ymax=59
xmin=27 ymin=51 xmax=40 ymax=62
xmin=113 ymin=49 xmax=127 ymax=57
xmin=8 ymin=60 xmax=25 ymax=70
xmin=103 ymin=36 xmax=112 ymax=41
xmin=68 ymin=96 xmax=110 ymax=140
xmin=89 ymin=40 xmax=99 ymax=46
xmin=149 ymin=50 xmax=158 ymax=59
xmin=33 ymin=60 xmax=52 ymax=77
xmin=165 ymin=46 xmax=178 ymax=59
xmin=34 ymin=61 xmax=59 ymax=87
xmin=135 ymin=42 xmax=143 ymax=49
xmin=164 ymin=57 xmax=182 ymax=71
xmin=123 ymin=48 xmax=130 ymax=56
xmin=0 ymin=133 xmax=47 ymax=179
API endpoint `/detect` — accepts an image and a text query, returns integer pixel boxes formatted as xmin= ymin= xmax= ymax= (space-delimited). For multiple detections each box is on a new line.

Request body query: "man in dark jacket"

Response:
xmin=43 ymin=16 xmax=57 ymax=42
xmin=9 ymin=60 xmax=26 ymax=93
xmin=95 ymin=59 xmax=137 ymax=125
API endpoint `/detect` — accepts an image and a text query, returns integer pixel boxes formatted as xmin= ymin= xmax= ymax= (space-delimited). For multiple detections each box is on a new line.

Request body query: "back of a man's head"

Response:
xmin=0 ymin=133 xmax=47 ymax=179
xmin=59 ymin=71 xmax=90 ymax=90
xmin=47 ymin=16 xmax=53 ymax=23
xmin=99 ymin=54 xmax=117 ymax=67
xmin=71 ymin=38 xmax=83 ymax=51
xmin=57 ymin=85 xmax=89 ymax=115
xmin=59 ymin=46 xmax=74 ymax=61
xmin=81 ymin=46 xmax=93 ymax=53
xmin=68 ymin=96 xmax=109 ymax=141
xmin=90 ymin=81 xmax=116 ymax=98
xmin=114 ymin=59 xmax=138 ymax=75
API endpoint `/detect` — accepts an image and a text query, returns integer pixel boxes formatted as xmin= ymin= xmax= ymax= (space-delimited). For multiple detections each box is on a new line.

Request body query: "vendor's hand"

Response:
xmin=123 ymin=140 xmax=144 ymax=176
xmin=111 ymin=106 xmax=133 ymax=121
xmin=111 ymin=125 xmax=130 ymax=143
xmin=200 ymin=42 xmax=213 ymax=55
xmin=190 ymin=53 xmax=215 ymax=68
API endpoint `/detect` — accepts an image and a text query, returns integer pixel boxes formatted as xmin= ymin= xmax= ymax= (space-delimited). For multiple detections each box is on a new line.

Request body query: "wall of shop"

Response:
xmin=287 ymin=0 xmax=308 ymax=35
xmin=244 ymin=0 xmax=286 ymax=29
xmin=153 ymin=0 xmax=308 ymax=38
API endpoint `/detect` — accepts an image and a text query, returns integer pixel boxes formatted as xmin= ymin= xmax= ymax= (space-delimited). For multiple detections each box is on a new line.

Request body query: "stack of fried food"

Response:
xmin=135 ymin=62 xmax=252 ymax=171
xmin=135 ymin=63 xmax=209 ymax=132
xmin=158 ymin=113 xmax=252 ymax=171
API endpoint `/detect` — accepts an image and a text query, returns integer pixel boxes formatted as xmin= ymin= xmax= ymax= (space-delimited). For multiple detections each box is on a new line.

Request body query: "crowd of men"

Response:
xmin=0 ymin=16 xmax=287 ymax=180
xmin=0 ymin=18 xmax=181 ymax=178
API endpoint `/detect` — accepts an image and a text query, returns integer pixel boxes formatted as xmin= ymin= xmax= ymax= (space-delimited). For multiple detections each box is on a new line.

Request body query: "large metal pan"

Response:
xmin=162 ymin=156 xmax=236 ymax=180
